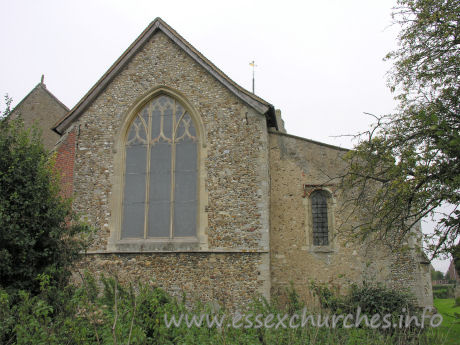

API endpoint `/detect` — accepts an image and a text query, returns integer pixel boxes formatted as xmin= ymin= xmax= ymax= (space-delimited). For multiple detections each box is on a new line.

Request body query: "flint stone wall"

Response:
xmin=64 ymin=30 xmax=270 ymax=307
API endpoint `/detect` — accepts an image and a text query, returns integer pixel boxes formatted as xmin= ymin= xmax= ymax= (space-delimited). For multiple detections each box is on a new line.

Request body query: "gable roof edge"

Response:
xmin=53 ymin=20 xmax=161 ymax=134
xmin=53 ymin=18 xmax=271 ymax=135
xmin=11 ymin=82 xmax=69 ymax=120
xmin=156 ymin=21 xmax=270 ymax=114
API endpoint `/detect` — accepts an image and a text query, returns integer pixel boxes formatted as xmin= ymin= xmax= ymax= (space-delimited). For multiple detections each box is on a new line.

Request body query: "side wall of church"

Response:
xmin=63 ymin=31 xmax=270 ymax=308
xmin=268 ymin=131 xmax=432 ymax=307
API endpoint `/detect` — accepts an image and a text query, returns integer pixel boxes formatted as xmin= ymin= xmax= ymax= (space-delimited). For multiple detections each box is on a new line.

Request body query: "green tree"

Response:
xmin=340 ymin=0 xmax=459 ymax=257
xmin=453 ymin=243 xmax=460 ymax=273
xmin=0 ymin=101 xmax=90 ymax=294
xmin=431 ymin=270 xmax=444 ymax=281
xmin=0 ymin=95 xmax=12 ymax=120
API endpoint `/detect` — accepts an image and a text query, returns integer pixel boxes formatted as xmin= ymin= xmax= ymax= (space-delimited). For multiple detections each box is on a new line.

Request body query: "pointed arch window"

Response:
xmin=311 ymin=190 xmax=329 ymax=246
xmin=122 ymin=95 xmax=198 ymax=239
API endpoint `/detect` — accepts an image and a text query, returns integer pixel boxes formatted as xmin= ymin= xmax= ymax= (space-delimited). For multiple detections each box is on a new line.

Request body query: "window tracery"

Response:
xmin=122 ymin=95 xmax=198 ymax=239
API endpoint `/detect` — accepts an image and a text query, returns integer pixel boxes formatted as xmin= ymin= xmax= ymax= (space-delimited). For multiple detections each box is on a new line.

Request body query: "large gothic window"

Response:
xmin=311 ymin=190 xmax=329 ymax=246
xmin=122 ymin=95 xmax=198 ymax=239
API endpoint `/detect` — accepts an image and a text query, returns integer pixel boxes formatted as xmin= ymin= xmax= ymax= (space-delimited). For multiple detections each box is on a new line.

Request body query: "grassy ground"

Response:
xmin=433 ymin=298 xmax=460 ymax=345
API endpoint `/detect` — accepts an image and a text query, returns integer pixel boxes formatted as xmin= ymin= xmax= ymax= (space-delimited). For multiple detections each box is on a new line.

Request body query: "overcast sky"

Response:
xmin=0 ymin=0 xmax=451 ymax=272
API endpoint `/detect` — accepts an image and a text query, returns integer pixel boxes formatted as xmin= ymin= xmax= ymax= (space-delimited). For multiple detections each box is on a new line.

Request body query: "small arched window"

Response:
xmin=121 ymin=95 xmax=198 ymax=239
xmin=311 ymin=190 xmax=329 ymax=246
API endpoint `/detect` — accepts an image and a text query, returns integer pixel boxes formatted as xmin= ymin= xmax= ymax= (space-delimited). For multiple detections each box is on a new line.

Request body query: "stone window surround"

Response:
xmin=107 ymin=86 xmax=209 ymax=252
xmin=303 ymin=185 xmax=336 ymax=253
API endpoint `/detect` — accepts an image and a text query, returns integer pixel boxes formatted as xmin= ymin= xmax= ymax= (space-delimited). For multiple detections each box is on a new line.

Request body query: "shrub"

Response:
xmin=310 ymin=280 xmax=416 ymax=316
xmin=0 ymin=274 xmax=443 ymax=345
xmin=0 ymin=119 xmax=91 ymax=295
xmin=309 ymin=279 xmax=418 ymax=335
xmin=345 ymin=282 xmax=416 ymax=316
xmin=432 ymin=285 xmax=455 ymax=299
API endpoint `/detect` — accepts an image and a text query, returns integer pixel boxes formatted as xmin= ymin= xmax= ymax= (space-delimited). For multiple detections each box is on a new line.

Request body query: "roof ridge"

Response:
xmin=11 ymin=82 xmax=68 ymax=118
xmin=156 ymin=18 xmax=271 ymax=107
xmin=53 ymin=18 xmax=273 ymax=134
xmin=268 ymin=130 xmax=350 ymax=152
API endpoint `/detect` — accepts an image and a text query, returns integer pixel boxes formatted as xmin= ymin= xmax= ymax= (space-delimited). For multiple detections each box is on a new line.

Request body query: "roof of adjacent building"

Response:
xmin=12 ymin=81 xmax=69 ymax=116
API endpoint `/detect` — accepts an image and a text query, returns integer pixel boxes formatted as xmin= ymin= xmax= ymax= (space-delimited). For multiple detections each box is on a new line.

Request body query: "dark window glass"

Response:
xmin=122 ymin=95 xmax=198 ymax=239
xmin=311 ymin=190 xmax=329 ymax=246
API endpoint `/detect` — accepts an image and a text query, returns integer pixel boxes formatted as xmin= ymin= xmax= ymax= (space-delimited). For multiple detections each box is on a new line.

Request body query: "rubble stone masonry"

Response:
xmin=65 ymin=31 xmax=270 ymax=308
xmin=46 ymin=21 xmax=432 ymax=309
xmin=9 ymin=83 xmax=67 ymax=150
xmin=268 ymin=131 xmax=432 ymax=307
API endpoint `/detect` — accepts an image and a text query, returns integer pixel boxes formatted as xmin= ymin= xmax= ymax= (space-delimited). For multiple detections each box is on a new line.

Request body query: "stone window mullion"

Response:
xmin=121 ymin=94 xmax=198 ymax=240
xmin=143 ymin=103 xmax=153 ymax=239
xmin=169 ymin=101 xmax=177 ymax=239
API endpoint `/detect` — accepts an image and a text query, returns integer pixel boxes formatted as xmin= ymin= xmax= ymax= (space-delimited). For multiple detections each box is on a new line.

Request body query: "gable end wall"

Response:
xmin=9 ymin=84 xmax=67 ymax=150
xmin=67 ymin=30 xmax=270 ymax=308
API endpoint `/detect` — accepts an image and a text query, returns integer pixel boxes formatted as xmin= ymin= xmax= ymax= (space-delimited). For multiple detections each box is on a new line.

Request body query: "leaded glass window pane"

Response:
xmin=122 ymin=116 xmax=147 ymax=239
xmin=312 ymin=190 xmax=329 ymax=246
xmin=122 ymin=95 xmax=198 ymax=239
xmin=174 ymin=113 xmax=197 ymax=236
xmin=148 ymin=142 xmax=171 ymax=237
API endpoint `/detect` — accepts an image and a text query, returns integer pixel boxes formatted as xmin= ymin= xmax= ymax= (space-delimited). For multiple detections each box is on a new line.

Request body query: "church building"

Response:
xmin=10 ymin=18 xmax=433 ymax=308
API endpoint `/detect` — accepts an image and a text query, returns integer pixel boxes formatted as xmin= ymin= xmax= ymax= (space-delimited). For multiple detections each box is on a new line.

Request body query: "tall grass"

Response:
xmin=0 ymin=273 xmax=445 ymax=344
